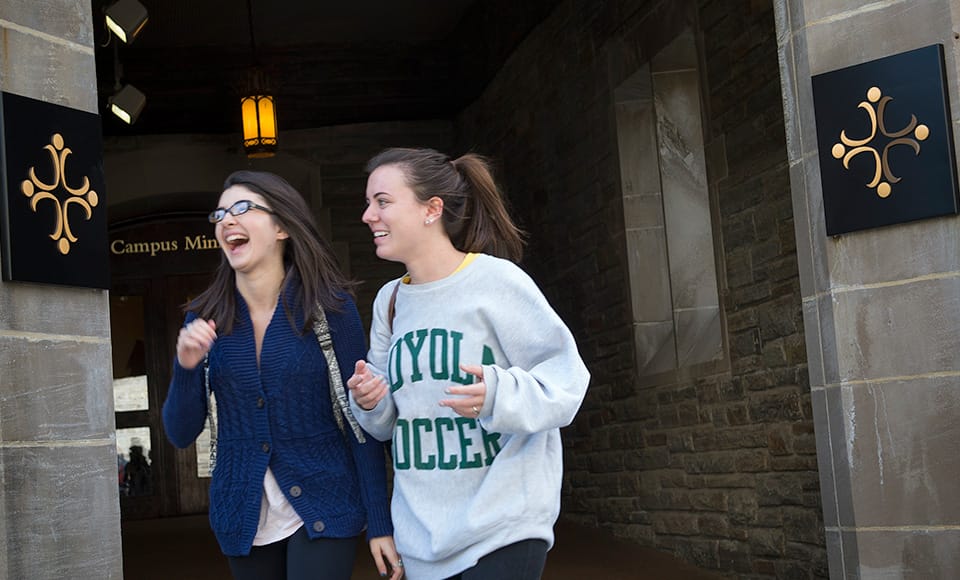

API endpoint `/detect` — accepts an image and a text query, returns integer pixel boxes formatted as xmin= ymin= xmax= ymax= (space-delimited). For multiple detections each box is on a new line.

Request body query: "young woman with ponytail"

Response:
xmin=348 ymin=148 xmax=590 ymax=579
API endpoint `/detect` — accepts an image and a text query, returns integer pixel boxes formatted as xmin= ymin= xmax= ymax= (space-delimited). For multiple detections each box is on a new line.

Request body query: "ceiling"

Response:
xmin=93 ymin=0 xmax=561 ymax=137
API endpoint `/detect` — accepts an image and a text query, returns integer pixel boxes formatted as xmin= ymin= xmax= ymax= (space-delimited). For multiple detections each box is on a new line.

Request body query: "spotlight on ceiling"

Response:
xmin=109 ymin=84 xmax=146 ymax=124
xmin=105 ymin=0 xmax=149 ymax=44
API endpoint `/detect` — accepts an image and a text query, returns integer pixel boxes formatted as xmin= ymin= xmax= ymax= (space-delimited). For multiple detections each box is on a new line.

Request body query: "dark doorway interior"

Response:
xmin=110 ymin=213 xmax=222 ymax=521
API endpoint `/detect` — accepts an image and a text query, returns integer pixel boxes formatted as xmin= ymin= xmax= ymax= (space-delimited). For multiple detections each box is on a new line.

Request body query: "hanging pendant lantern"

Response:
xmin=241 ymin=87 xmax=277 ymax=158
xmin=241 ymin=0 xmax=277 ymax=159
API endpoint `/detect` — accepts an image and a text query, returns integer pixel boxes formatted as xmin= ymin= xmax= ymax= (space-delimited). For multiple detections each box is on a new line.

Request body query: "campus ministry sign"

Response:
xmin=108 ymin=217 xmax=223 ymax=278
xmin=0 ymin=92 xmax=109 ymax=288
xmin=812 ymin=44 xmax=960 ymax=236
xmin=110 ymin=233 xmax=220 ymax=257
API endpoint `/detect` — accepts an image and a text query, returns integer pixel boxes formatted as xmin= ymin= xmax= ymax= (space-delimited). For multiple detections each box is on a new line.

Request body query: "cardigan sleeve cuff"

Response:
xmin=171 ymin=358 xmax=203 ymax=384
xmin=365 ymin=502 xmax=394 ymax=539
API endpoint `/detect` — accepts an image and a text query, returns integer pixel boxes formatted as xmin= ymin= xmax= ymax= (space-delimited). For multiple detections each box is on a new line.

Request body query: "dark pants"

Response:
xmin=446 ymin=539 xmax=549 ymax=580
xmin=227 ymin=526 xmax=357 ymax=580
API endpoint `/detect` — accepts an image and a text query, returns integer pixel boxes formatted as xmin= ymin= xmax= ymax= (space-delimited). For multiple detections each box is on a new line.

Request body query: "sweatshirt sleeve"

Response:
xmin=331 ymin=298 xmax=394 ymax=539
xmin=349 ymin=281 xmax=399 ymax=442
xmin=162 ymin=312 xmax=210 ymax=449
xmin=477 ymin=265 xmax=591 ymax=435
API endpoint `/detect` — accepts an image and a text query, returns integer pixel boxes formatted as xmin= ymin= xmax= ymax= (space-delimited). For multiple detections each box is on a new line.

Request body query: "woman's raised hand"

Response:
xmin=439 ymin=364 xmax=487 ymax=419
xmin=347 ymin=360 xmax=388 ymax=411
xmin=175 ymin=318 xmax=217 ymax=370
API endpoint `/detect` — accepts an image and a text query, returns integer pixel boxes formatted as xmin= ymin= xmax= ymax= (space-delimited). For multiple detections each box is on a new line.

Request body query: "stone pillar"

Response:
xmin=776 ymin=1 xmax=960 ymax=577
xmin=0 ymin=2 xmax=123 ymax=579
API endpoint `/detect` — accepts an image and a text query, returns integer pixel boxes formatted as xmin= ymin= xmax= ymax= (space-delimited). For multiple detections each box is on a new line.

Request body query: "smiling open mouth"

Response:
xmin=225 ymin=234 xmax=249 ymax=249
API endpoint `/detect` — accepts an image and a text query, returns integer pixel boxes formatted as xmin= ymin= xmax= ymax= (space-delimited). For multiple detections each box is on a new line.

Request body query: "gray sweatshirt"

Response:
xmin=352 ymin=253 xmax=590 ymax=579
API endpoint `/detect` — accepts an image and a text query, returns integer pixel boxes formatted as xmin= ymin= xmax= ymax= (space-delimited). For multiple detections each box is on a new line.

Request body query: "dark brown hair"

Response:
xmin=365 ymin=148 xmax=525 ymax=261
xmin=188 ymin=170 xmax=355 ymax=334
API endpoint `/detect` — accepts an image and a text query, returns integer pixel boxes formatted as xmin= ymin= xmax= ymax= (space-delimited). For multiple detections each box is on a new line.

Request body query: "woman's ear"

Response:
xmin=426 ymin=196 xmax=444 ymax=222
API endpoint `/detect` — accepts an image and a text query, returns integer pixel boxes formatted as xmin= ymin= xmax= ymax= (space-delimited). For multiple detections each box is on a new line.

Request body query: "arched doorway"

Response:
xmin=109 ymin=201 xmax=221 ymax=520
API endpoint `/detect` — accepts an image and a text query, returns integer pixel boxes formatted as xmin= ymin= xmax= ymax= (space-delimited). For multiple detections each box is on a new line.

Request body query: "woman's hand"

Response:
xmin=348 ymin=360 xmax=389 ymax=410
xmin=369 ymin=535 xmax=404 ymax=579
xmin=175 ymin=318 xmax=217 ymax=370
xmin=439 ymin=364 xmax=487 ymax=419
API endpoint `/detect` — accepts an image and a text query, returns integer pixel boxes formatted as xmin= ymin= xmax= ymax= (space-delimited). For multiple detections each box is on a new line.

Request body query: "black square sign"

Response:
xmin=812 ymin=45 xmax=959 ymax=236
xmin=0 ymin=91 xmax=109 ymax=288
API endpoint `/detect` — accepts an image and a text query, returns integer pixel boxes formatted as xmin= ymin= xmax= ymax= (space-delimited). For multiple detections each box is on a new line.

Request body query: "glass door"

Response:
xmin=110 ymin=288 xmax=162 ymax=520
xmin=109 ymin=214 xmax=223 ymax=519
xmin=111 ymin=274 xmax=217 ymax=519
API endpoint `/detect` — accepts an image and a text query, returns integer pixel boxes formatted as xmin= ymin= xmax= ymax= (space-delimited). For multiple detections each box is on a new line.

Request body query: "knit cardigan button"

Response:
xmin=256 ymin=397 xmax=265 ymax=408
xmin=261 ymin=443 xmax=270 ymax=453
xmin=289 ymin=485 xmax=302 ymax=498
xmin=312 ymin=520 xmax=325 ymax=533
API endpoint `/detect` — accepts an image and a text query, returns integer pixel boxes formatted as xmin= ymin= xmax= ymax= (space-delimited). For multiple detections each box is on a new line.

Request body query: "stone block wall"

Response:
xmin=0 ymin=1 xmax=123 ymax=577
xmin=455 ymin=1 xmax=825 ymax=578
xmin=777 ymin=0 xmax=960 ymax=577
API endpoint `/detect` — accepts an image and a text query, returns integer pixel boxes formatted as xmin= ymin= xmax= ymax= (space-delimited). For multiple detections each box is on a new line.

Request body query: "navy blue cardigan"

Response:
xmin=162 ymin=287 xmax=392 ymax=556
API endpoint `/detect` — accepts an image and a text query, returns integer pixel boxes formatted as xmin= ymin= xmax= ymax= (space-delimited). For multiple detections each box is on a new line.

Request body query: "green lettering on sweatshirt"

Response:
xmin=392 ymin=416 xmax=501 ymax=471
xmin=387 ymin=327 xmax=496 ymax=390
xmin=481 ymin=428 xmax=502 ymax=465
xmin=455 ymin=417 xmax=483 ymax=468
xmin=435 ymin=417 xmax=458 ymax=470
xmin=393 ymin=419 xmax=411 ymax=469
xmin=482 ymin=345 xmax=495 ymax=365
xmin=449 ymin=332 xmax=472 ymax=385
xmin=389 ymin=339 xmax=403 ymax=392
xmin=412 ymin=418 xmax=436 ymax=470
xmin=403 ymin=330 xmax=428 ymax=382
xmin=429 ymin=329 xmax=449 ymax=380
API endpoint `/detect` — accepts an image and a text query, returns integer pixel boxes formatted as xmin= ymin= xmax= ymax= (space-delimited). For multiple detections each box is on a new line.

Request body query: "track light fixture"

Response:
xmin=105 ymin=0 xmax=149 ymax=44
xmin=110 ymin=84 xmax=146 ymax=124
xmin=107 ymin=38 xmax=146 ymax=124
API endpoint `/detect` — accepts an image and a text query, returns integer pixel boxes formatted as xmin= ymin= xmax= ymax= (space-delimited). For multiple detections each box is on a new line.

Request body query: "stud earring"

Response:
xmin=425 ymin=218 xmax=434 ymax=225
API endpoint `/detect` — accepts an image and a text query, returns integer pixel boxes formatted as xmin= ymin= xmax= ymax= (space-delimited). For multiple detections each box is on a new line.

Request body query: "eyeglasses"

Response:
xmin=208 ymin=200 xmax=273 ymax=223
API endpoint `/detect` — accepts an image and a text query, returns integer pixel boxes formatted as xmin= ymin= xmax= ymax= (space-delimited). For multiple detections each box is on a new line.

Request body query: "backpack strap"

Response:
xmin=204 ymin=354 xmax=217 ymax=473
xmin=313 ymin=304 xmax=366 ymax=443
xmin=387 ymin=280 xmax=401 ymax=333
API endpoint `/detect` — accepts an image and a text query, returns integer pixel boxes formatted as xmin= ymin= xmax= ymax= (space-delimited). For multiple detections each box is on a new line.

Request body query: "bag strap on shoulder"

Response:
xmin=387 ymin=280 xmax=401 ymax=332
xmin=203 ymin=354 xmax=217 ymax=472
xmin=313 ymin=304 xmax=366 ymax=444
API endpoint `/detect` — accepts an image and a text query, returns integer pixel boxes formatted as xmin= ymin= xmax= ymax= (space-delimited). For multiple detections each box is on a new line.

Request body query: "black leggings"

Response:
xmin=446 ymin=539 xmax=549 ymax=580
xmin=226 ymin=526 xmax=357 ymax=580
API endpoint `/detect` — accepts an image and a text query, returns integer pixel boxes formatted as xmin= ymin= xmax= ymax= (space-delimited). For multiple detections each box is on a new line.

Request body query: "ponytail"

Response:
xmin=452 ymin=154 xmax=525 ymax=262
xmin=365 ymin=148 xmax=526 ymax=262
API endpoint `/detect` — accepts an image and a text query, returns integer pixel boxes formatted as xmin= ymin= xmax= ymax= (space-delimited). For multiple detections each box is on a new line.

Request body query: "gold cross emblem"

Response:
xmin=831 ymin=86 xmax=929 ymax=198
xmin=20 ymin=133 xmax=100 ymax=255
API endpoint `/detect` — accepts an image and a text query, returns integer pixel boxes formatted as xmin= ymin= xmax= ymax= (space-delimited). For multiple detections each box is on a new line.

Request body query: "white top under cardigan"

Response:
xmin=253 ymin=467 xmax=302 ymax=545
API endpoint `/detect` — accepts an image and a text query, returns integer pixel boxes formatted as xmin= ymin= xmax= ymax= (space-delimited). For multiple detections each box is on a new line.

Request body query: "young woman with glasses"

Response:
xmin=163 ymin=170 xmax=403 ymax=580
xmin=347 ymin=148 xmax=590 ymax=579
